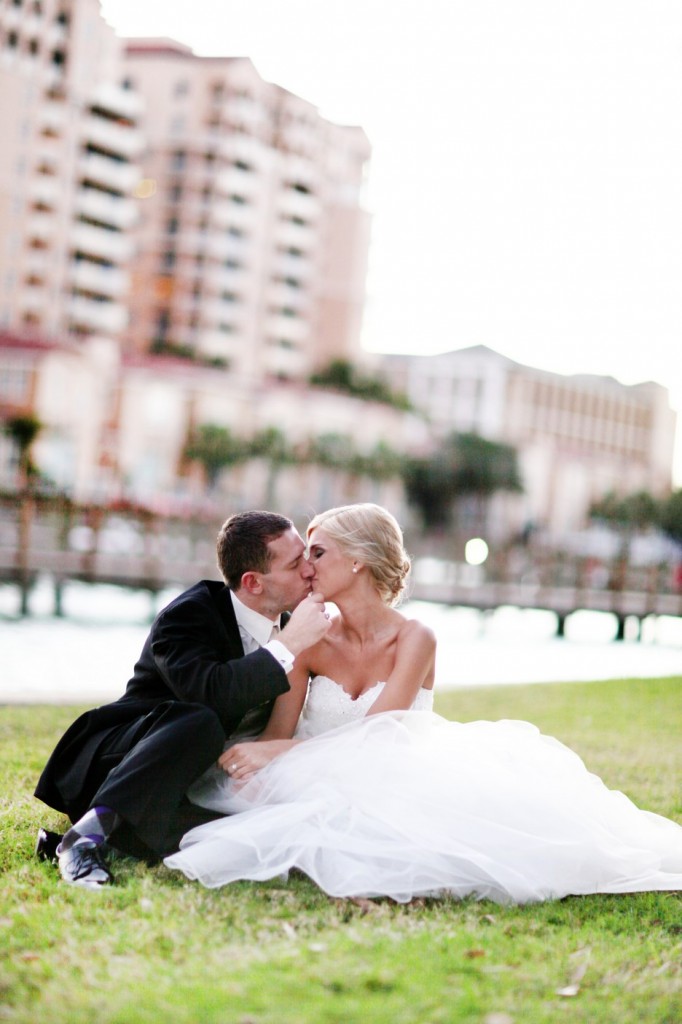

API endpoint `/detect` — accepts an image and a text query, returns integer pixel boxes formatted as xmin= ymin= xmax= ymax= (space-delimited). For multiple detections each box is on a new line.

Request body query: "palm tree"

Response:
xmin=3 ymin=413 xmax=42 ymax=487
xmin=404 ymin=431 xmax=522 ymax=534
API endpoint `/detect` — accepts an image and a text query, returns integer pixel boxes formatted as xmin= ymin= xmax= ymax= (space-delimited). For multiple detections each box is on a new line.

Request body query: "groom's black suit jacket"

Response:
xmin=34 ymin=580 xmax=291 ymax=857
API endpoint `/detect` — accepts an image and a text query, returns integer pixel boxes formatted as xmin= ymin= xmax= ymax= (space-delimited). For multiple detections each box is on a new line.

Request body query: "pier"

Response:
xmin=1 ymin=497 xmax=681 ymax=637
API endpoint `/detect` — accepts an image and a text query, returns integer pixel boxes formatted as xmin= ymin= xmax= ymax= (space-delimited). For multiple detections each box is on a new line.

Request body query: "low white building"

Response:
xmin=382 ymin=344 xmax=677 ymax=537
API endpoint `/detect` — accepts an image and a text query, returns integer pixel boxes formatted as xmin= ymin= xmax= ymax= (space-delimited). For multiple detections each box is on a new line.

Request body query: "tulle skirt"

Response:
xmin=164 ymin=711 xmax=682 ymax=904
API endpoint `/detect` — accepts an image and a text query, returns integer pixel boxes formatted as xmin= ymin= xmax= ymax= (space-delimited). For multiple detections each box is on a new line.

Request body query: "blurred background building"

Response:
xmin=0 ymin=0 xmax=678 ymax=548
xmin=382 ymin=345 xmax=676 ymax=536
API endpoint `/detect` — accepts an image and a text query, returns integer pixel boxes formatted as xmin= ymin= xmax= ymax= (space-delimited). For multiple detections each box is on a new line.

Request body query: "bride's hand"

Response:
xmin=218 ymin=739 xmax=298 ymax=779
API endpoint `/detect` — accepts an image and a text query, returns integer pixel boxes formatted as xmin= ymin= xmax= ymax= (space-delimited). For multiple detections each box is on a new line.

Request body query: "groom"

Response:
xmin=34 ymin=509 xmax=331 ymax=889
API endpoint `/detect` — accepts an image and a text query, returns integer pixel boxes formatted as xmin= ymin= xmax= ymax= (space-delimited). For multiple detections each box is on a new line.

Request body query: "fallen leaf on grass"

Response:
xmin=349 ymin=897 xmax=380 ymax=914
xmin=556 ymin=948 xmax=591 ymax=997
xmin=556 ymin=984 xmax=580 ymax=998
xmin=465 ymin=948 xmax=486 ymax=959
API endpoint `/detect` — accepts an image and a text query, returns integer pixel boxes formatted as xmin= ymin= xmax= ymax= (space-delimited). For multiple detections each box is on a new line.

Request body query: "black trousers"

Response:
xmin=84 ymin=702 xmax=226 ymax=860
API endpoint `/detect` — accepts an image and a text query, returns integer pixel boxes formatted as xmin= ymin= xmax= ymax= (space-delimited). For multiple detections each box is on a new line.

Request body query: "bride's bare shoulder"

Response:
xmin=396 ymin=615 xmax=437 ymax=650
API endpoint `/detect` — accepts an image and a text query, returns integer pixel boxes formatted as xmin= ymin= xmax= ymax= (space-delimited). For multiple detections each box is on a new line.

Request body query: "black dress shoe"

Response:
xmin=35 ymin=827 xmax=63 ymax=864
xmin=57 ymin=838 xmax=113 ymax=889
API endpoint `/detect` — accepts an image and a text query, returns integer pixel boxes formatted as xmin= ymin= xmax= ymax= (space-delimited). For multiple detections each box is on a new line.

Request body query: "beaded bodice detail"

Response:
xmin=294 ymin=675 xmax=434 ymax=739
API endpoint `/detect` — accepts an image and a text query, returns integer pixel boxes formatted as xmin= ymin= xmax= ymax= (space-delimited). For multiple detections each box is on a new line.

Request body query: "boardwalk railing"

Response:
xmin=1 ymin=498 xmax=681 ymax=635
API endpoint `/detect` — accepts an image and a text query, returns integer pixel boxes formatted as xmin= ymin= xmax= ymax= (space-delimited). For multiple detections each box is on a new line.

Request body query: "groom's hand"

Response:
xmin=279 ymin=592 xmax=331 ymax=656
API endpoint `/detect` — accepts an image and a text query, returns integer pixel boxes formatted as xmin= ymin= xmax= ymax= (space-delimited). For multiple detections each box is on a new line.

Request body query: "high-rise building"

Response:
xmin=121 ymin=40 xmax=371 ymax=382
xmin=0 ymin=0 xmax=142 ymax=345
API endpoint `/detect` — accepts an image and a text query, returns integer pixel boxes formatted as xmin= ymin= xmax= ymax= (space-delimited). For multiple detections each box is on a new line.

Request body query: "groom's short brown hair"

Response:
xmin=217 ymin=510 xmax=293 ymax=589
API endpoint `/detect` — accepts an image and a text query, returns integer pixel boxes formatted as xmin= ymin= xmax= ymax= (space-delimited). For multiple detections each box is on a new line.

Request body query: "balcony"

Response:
xmin=69 ymin=261 xmax=129 ymax=298
xmin=277 ymin=188 xmax=319 ymax=222
xmin=202 ymin=300 xmax=245 ymax=329
xmin=78 ymin=154 xmax=139 ymax=194
xmin=38 ymin=101 xmax=67 ymax=135
xmin=265 ymin=343 xmax=307 ymax=379
xmin=90 ymin=82 xmax=143 ymax=121
xmin=23 ymin=251 xmax=51 ymax=276
xmin=274 ymin=253 xmax=312 ymax=281
xmin=204 ymin=265 xmax=247 ymax=292
xmin=218 ymin=134 xmax=265 ymax=167
xmin=174 ymin=231 xmax=209 ymax=257
xmin=35 ymin=141 xmax=61 ymax=173
xmin=214 ymin=166 xmax=261 ymax=200
xmin=196 ymin=330 xmax=239 ymax=355
xmin=267 ymin=282 xmax=311 ymax=312
xmin=70 ymin=223 xmax=134 ymax=263
xmin=266 ymin=314 xmax=309 ymax=342
xmin=204 ymin=234 xmax=247 ymax=262
xmin=281 ymin=154 xmax=319 ymax=190
xmin=82 ymin=116 xmax=144 ymax=160
xmin=75 ymin=189 xmax=137 ymax=230
xmin=29 ymin=177 xmax=61 ymax=207
xmin=275 ymin=219 xmax=315 ymax=251
xmin=19 ymin=286 xmax=48 ymax=313
xmin=211 ymin=199 xmax=253 ymax=231
xmin=27 ymin=213 xmax=54 ymax=242
xmin=68 ymin=296 xmax=127 ymax=334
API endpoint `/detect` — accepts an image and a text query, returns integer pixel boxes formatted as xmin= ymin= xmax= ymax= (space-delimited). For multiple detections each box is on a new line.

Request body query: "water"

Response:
xmin=1 ymin=577 xmax=681 ymax=704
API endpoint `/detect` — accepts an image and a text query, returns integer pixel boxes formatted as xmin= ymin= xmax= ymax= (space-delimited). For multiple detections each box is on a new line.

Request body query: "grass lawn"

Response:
xmin=1 ymin=676 xmax=681 ymax=1024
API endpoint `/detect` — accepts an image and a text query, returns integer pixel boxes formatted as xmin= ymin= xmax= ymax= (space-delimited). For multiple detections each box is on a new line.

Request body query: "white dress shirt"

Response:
xmin=230 ymin=591 xmax=294 ymax=673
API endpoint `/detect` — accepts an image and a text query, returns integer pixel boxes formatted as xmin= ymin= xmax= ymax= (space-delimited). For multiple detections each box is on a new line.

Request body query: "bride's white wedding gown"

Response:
xmin=164 ymin=676 xmax=682 ymax=904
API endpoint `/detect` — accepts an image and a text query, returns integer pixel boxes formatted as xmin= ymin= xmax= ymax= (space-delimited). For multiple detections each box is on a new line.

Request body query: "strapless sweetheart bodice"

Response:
xmin=294 ymin=675 xmax=434 ymax=738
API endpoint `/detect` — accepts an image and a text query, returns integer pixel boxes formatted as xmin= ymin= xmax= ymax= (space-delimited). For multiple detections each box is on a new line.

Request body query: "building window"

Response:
xmin=0 ymin=367 xmax=30 ymax=401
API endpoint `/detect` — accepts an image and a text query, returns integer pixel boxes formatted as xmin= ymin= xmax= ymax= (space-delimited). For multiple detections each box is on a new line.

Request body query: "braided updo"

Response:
xmin=307 ymin=503 xmax=411 ymax=607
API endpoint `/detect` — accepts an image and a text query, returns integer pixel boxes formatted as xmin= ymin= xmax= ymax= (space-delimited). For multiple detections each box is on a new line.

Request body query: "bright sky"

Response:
xmin=100 ymin=0 xmax=682 ymax=476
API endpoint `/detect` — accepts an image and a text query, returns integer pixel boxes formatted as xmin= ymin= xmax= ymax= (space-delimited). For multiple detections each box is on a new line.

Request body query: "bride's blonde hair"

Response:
xmin=307 ymin=503 xmax=411 ymax=607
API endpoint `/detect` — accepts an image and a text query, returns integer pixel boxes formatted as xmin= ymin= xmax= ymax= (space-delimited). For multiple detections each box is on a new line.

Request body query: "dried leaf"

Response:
xmin=349 ymin=897 xmax=380 ymax=914
xmin=556 ymin=948 xmax=591 ymax=997
xmin=465 ymin=948 xmax=486 ymax=959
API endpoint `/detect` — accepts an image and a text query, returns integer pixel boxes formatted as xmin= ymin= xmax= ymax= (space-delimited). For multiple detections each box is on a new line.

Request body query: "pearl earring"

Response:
xmin=352 ymin=566 xmax=359 ymax=574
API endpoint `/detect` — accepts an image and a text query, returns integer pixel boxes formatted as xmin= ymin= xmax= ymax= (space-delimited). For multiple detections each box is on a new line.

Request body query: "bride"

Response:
xmin=164 ymin=503 xmax=682 ymax=904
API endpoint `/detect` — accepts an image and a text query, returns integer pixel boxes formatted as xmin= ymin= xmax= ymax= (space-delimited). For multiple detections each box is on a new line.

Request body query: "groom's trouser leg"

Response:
xmin=90 ymin=701 xmax=226 ymax=859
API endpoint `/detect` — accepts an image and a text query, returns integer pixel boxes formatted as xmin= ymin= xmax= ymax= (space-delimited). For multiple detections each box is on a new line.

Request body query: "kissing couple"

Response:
xmin=36 ymin=504 xmax=682 ymax=903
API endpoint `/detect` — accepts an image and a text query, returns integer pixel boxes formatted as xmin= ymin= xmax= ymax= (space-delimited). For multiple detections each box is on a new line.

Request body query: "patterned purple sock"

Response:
xmin=60 ymin=806 xmax=121 ymax=851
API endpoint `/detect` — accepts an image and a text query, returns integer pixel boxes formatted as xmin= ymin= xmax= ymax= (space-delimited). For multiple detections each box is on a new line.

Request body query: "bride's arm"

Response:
xmin=366 ymin=619 xmax=436 ymax=716
xmin=218 ymin=661 xmax=310 ymax=778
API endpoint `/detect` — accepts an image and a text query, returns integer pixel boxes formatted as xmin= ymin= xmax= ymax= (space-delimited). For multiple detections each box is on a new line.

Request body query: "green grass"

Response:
xmin=1 ymin=677 xmax=681 ymax=1024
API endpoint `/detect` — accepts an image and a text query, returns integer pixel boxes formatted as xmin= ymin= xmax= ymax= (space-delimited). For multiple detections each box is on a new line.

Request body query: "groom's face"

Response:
xmin=259 ymin=527 xmax=314 ymax=613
